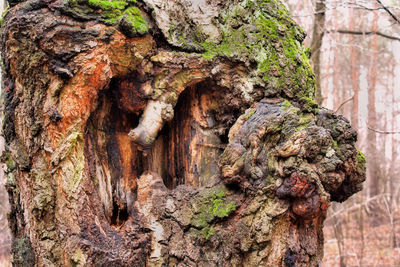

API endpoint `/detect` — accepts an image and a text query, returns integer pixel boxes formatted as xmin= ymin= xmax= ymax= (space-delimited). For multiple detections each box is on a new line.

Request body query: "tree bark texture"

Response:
xmin=1 ymin=0 xmax=366 ymax=266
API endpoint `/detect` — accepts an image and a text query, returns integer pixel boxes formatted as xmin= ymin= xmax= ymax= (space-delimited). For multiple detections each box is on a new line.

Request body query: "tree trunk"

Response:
xmin=349 ymin=7 xmax=360 ymax=133
xmin=367 ymin=4 xmax=379 ymax=198
xmin=1 ymin=0 xmax=365 ymax=266
xmin=310 ymin=0 xmax=326 ymax=106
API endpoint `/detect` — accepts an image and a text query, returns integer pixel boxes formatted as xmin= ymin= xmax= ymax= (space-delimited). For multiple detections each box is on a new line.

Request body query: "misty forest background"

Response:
xmin=1 ymin=0 xmax=400 ymax=266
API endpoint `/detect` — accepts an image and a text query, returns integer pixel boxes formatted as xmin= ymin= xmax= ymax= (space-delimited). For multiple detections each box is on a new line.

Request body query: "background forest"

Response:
xmin=286 ymin=0 xmax=400 ymax=266
xmin=0 ymin=0 xmax=399 ymax=266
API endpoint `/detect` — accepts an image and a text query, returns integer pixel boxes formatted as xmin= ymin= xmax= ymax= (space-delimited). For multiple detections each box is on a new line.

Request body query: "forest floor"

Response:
xmin=323 ymin=199 xmax=400 ymax=267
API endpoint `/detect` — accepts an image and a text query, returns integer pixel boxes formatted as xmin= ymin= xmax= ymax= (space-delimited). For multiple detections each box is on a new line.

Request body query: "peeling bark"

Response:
xmin=1 ymin=0 xmax=365 ymax=266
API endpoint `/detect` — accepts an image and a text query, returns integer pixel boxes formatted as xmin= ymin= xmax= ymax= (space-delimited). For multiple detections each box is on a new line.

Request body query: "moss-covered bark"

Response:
xmin=1 ymin=0 xmax=365 ymax=266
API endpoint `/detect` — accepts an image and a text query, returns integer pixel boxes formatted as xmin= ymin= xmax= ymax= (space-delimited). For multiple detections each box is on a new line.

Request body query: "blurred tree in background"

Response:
xmin=285 ymin=0 xmax=400 ymax=265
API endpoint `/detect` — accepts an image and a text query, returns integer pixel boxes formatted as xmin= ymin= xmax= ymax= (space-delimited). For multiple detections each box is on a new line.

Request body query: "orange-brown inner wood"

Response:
xmin=86 ymin=78 xmax=227 ymax=224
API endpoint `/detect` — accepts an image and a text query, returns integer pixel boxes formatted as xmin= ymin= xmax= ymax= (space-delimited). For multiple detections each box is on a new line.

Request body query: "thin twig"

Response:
xmin=367 ymin=124 xmax=400 ymax=134
xmin=335 ymin=95 xmax=354 ymax=113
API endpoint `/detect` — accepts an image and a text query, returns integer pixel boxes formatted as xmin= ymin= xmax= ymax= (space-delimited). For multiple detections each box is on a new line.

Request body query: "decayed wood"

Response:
xmin=0 ymin=0 xmax=365 ymax=266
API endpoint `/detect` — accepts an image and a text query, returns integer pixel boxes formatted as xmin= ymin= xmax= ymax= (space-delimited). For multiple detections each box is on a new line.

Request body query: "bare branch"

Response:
xmin=376 ymin=0 xmax=400 ymax=25
xmin=329 ymin=29 xmax=400 ymax=41
xmin=367 ymin=124 xmax=400 ymax=134
xmin=352 ymin=3 xmax=383 ymax=11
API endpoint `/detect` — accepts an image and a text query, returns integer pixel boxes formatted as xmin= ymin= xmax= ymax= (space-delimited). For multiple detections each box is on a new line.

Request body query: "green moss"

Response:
xmin=210 ymin=198 xmax=237 ymax=218
xmin=145 ymin=135 xmax=155 ymax=144
xmin=202 ymin=40 xmax=232 ymax=60
xmin=88 ymin=0 xmax=128 ymax=10
xmin=66 ymin=132 xmax=82 ymax=156
xmin=281 ymin=100 xmax=292 ymax=111
xmin=0 ymin=7 xmax=10 ymax=26
xmin=244 ymin=109 xmax=256 ymax=120
xmin=160 ymin=0 xmax=315 ymax=101
xmin=333 ymin=140 xmax=338 ymax=148
xmin=356 ymin=150 xmax=366 ymax=169
xmin=123 ymin=7 xmax=148 ymax=34
xmin=187 ymin=0 xmax=315 ymax=101
xmin=69 ymin=151 xmax=85 ymax=193
xmin=304 ymin=47 xmax=311 ymax=58
xmin=300 ymin=97 xmax=318 ymax=107
xmin=191 ymin=188 xmax=237 ymax=239
xmin=51 ymin=132 xmax=86 ymax=196
xmin=299 ymin=113 xmax=312 ymax=125
xmin=293 ymin=113 xmax=312 ymax=132
xmin=256 ymin=12 xmax=279 ymax=40
xmin=300 ymin=96 xmax=319 ymax=114
xmin=4 ymin=152 xmax=16 ymax=171
xmin=295 ymin=124 xmax=309 ymax=132
xmin=92 ymin=176 xmax=99 ymax=186
xmin=201 ymin=226 xmax=215 ymax=240
xmin=2 ymin=152 xmax=17 ymax=186
xmin=67 ymin=0 xmax=148 ymax=35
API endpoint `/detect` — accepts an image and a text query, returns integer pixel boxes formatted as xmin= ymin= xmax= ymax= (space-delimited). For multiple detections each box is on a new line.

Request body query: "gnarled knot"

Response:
xmin=276 ymin=172 xmax=315 ymax=199
xmin=276 ymin=172 xmax=328 ymax=219
xmin=292 ymin=192 xmax=329 ymax=219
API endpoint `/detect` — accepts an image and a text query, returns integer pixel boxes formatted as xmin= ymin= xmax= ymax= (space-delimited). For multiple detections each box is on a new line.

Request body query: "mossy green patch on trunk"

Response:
xmin=67 ymin=0 xmax=148 ymax=36
xmin=356 ymin=150 xmax=366 ymax=170
xmin=281 ymin=100 xmax=292 ymax=111
xmin=177 ymin=0 xmax=316 ymax=101
xmin=244 ymin=109 xmax=256 ymax=120
xmin=191 ymin=188 xmax=237 ymax=239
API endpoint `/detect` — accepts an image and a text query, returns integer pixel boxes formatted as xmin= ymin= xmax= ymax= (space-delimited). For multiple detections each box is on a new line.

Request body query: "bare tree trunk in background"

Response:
xmin=381 ymin=113 xmax=387 ymax=193
xmin=310 ymin=0 xmax=326 ymax=106
xmin=358 ymin=200 xmax=365 ymax=265
xmin=332 ymin=5 xmax=342 ymax=113
xmin=0 ymin=0 xmax=365 ymax=266
xmin=367 ymin=5 xmax=379 ymax=198
xmin=390 ymin=61 xmax=398 ymax=249
xmin=349 ymin=8 xmax=360 ymax=133
xmin=332 ymin=204 xmax=347 ymax=267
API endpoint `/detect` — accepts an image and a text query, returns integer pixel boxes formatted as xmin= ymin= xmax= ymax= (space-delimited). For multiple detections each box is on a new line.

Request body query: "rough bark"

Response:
xmin=1 ymin=0 xmax=365 ymax=266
